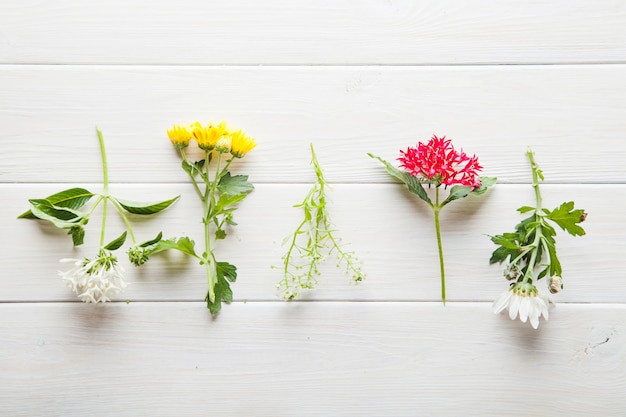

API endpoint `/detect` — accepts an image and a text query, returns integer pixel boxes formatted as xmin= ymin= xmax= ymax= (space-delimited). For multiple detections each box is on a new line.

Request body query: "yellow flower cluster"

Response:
xmin=166 ymin=120 xmax=256 ymax=158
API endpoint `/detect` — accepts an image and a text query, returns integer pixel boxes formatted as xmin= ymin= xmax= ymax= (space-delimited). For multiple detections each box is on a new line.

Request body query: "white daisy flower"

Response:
xmin=59 ymin=251 xmax=127 ymax=303
xmin=493 ymin=282 xmax=551 ymax=329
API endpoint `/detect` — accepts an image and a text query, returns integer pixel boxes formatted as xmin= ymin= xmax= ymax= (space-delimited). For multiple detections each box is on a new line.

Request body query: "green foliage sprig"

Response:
xmin=278 ymin=143 xmax=364 ymax=300
xmin=490 ymin=148 xmax=587 ymax=293
xmin=19 ymin=126 xmax=179 ymax=259
xmin=162 ymin=121 xmax=256 ymax=315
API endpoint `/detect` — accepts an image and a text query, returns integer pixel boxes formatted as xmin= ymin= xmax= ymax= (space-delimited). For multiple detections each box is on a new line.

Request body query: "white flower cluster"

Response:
xmin=59 ymin=252 xmax=127 ymax=303
xmin=493 ymin=282 xmax=551 ymax=329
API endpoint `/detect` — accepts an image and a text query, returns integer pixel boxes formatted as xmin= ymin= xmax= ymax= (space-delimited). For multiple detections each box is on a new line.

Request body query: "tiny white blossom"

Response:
xmin=59 ymin=251 xmax=127 ymax=303
xmin=493 ymin=282 xmax=551 ymax=329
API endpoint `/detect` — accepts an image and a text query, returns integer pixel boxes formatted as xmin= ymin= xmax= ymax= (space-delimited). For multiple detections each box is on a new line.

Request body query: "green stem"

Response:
xmin=100 ymin=198 xmax=108 ymax=248
xmin=527 ymin=149 xmax=543 ymax=212
xmin=96 ymin=126 xmax=109 ymax=248
xmin=96 ymin=126 xmax=109 ymax=195
xmin=522 ymin=148 xmax=545 ymax=284
xmin=203 ymin=151 xmax=222 ymax=303
xmin=434 ymin=187 xmax=446 ymax=304
xmin=109 ymin=198 xmax=137 ymax=244
xmin=181 ymin=149 xmax=204 ymax=201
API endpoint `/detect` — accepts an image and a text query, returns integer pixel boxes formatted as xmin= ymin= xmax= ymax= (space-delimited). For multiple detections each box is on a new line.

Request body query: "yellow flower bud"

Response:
xmin=230 ymin=129 xmax=257 ymax=158
xmin=166 ymin=124 xmax=193 ymax=149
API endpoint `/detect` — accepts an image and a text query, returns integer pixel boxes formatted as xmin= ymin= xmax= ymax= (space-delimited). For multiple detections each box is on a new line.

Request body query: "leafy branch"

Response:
xmin=489 ymin=148 xmax=587 ymax=292
xmin=19 ymin=126 xmax=179 ymax=255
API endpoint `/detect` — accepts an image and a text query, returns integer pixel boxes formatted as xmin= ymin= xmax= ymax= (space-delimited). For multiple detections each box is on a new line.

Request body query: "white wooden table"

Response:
xmin=1 ymin=1 xmax=625 ymax=415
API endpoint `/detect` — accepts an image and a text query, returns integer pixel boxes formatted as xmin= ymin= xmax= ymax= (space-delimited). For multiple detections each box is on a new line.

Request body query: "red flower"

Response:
xmin=398 ymin=135 xmax=482 ymax=188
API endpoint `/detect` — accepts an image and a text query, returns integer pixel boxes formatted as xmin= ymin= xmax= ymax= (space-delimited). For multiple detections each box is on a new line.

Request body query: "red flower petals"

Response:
xmin=398 ymin=135 xmax=482 ymax=188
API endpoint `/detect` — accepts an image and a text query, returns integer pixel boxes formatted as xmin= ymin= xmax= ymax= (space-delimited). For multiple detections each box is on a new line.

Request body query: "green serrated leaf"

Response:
xmin=217 ymin=172 xmax=255 ymax=196
xmin=543 ymin=238 xmax=562 ymax=277
xmin=104 ymin=231 xmax=128 ymax=251
xmin=215 ymin=229 xmax=227 ymax=240
xmin=214 ymin=193 xmax=248 ymax=213
xmin=206 ymin=262 xmax=238 ymax=316
xmin=18 ymin=187 xmax=94 ymax=218
xmin=114 ymin=195 xmax=180 ymax=215
xmin=368 ymin=153 xmax=432 ymax=205
xmin=490 ymin=234 xmax=523 ymax=250
xmin=517 ymin=206 xmax=536 ymax=213
xmin=489 ymin=245 xmax=517 ymax=264
xmin=144 ymin=236 xmax=199 ymax=259
xmin=546 ymin=201 xmax=587 ymax=237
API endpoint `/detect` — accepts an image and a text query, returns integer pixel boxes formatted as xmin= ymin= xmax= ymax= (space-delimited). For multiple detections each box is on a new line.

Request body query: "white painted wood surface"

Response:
xmin=1 ymin=1 xmax=624 ymax=416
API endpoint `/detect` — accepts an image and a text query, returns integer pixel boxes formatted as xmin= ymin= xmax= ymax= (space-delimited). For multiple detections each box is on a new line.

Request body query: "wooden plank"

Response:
xmin=1 ymin=65 xmax=625 ymax=184
xmin=2 ymin=183 xmax=616 ymax=303
xmin=0 ymin=302 xmax=624 ymax=417
xmin=1 ymin=1 xmax=625 ymax=65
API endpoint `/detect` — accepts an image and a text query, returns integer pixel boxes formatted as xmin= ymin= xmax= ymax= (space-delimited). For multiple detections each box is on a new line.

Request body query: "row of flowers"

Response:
xmin=20 ymin=122 xmax=586 ymax=329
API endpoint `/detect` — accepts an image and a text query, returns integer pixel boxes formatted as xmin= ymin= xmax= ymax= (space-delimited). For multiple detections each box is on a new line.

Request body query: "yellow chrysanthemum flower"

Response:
xmin=192 ymin=120 xmax=230 ymax=151
xmin=166 ymin=124 xmax=193 ymax=149
xmin=230 ymin=129 xmax=257 ymax=158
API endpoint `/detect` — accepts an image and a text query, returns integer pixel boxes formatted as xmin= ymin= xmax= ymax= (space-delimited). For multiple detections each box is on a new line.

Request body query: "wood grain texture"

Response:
xmin=1 ymin=0 xmax=625 ymax=65
xmin=1 ymin=1 xmax=625 ymax=415
xmin=1 ymin=183 xmax=612 ymax=303
xmin=1 ymin=65 xmax=625 ymax=184
xmin=1 ymin=302 xmax=624 ymax=417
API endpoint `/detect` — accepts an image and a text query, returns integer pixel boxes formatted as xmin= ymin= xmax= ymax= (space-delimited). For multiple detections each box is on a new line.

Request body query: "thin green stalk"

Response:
xmin=180 ymin=149 xmax=204 ymax=201
xmin=204 ymin=151 xmax=217 ymax=302
xmin=97 ymin=126 xmax=109 ymax=195
xmin=522 ymin=149 xmax=544 ymax=284
xmin=433 ymin=187 xmax=446 ymax=304
xmin=96 ymin=126 xmax=109 ymax=248
xmin=109 ymin=198 xmax=137 ymax=244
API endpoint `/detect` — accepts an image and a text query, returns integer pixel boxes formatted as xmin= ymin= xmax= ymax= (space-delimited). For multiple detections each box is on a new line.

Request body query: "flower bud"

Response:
xmin=504 ymin=264 xmax=520 ymax=281
xmin=215 ymin=136 xmax=232 ymax=154
xmin=549 ymin=275 xmax=563 ymax=294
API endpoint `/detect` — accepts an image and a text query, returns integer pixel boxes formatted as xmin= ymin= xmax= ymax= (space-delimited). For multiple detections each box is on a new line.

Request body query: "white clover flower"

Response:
xmin=493 ymin=282 xmax=551 ymax=329
xmin=59 ymin=251 xmax=127 ymax=303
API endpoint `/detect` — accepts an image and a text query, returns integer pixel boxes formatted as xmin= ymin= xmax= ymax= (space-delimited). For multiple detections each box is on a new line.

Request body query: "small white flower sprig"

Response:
xmin=278 ymin=143 xmax=365 ymax=300
xmin=19 ymin=126 xmax=180 ymax=303
xmin=490 ymin=148 xmax=587 ymax=329
xmin=152 ymin=120 xmax=256 ymax=315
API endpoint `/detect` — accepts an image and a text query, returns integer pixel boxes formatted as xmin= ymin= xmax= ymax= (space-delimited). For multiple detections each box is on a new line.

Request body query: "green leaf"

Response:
xmin=27 ymin=201 xmax=83 ymax=230
xmin=104 ymin=231 xmax=127 ymax=251
xmin=472 ymin=176 xmax=497 ymax=196
xmin=545 ymin=201 xmax=587 ymax=237
xmin=490 ymin=234 xmax=523 ymax=250
xmin=206 ymin=261 xmax=238 ymax=316
xmin=18 ymin=187 xmax=94 ymax=219
xmin=489 ymin=245 xmax=518 ymax=264
xmin=144 ymin=236 xmax=199 ymax=259
xmin=214 ymin=193 xmax=248 ymax=214
xmin=114 ymin=195 xmax=180 ymax=215
xmin=139 ymin=232 xmax=163 ymax=248
xmin=441 ymin=185 xmax=472 ymax=206
xmin=543 ymin=238 xmax=562 ymax=277
xmin=29 ymin=199 xmax=83 ymax=222
xmin=217 ymin=172 xmax=255 ymax=196
xmin=69 ymin=226 xmax=86 ymax=246
xmin=215 ymin=229 xmax=227 ymax=240
xmin=368 ymin=153 xmax=432 ymax=205
xmin=517 ymin=206 xmax=535 ymax=213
